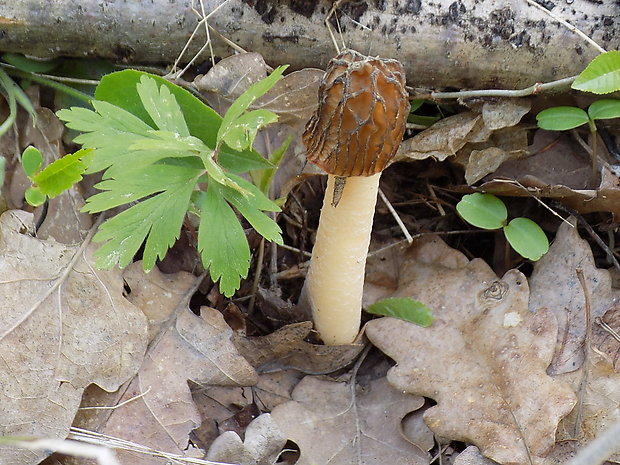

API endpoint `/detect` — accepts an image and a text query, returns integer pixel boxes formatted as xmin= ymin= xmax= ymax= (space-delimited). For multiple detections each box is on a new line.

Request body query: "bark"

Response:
xmin=0 ymin=0 xmax=617 ymax=89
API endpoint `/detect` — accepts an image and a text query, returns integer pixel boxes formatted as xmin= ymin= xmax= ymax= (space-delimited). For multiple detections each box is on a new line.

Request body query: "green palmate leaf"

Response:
xmin=536 ymin=106 xmax=589 ymax=131
xmin=221 ymin=109 xmax=279 ymax=151
xmin=588 ymin=99 xmax=620 ymax=121
xmin=21 ymin=146 xmax=43 ymax=177
xmin=251 ymin=135 xmax=291 ymax=194
xmin=92 ymin=180 xmax=197 ymax=272
xmin=197 ymin=184 xmax=251 ymax=297
xmin=83 ymin=162 xmax=203 ymax=213
xmin=367 ymin=297 xmax=433 ymax=327
xmin=503 ymin=217 xmax=549 ymax=261
xmin=136 ymin=75 xmax=190 ymax=135
xmin=33 ymin=148 xmax=93 ymax=197
xmin=94 ymin=69 xmax=272 ymax=173
xmin=456 ymin=193 xmax=507 ymax=230
xmin=217 ymin=65 xmax=288 ymax=144
xmin=2 ymin=53 xmax=60 ymax=73
xmin=572 ymin=51 xmax=620 ymax=95
xmin=218 ymin=173 xmax=282 ymax=244
xmin=24 ymin=186 xmax=46 ymax=207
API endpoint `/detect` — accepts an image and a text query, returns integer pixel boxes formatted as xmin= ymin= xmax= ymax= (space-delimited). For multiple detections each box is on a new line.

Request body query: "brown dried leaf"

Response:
xmin=271 ymin=376 xmax=429 ymax=465
xmin=73 ymin=266 xmax=258 ymax=465
xmin=365 ymin=237 xmax=576 ymax=465
xmin=556 ymin=348 xmax=620 ymax=463
xmin=529 ymin=220 xmax=620 ymax=375
xmin=0 ymin=210 xmax=147 ymax=465
xmin=593 ymin=304 xmax=620 ymax=371
xmin=206 ymin=413 xmax=287 ymax=465
xmin=235 ymin=321 xmax=364 ymax=374
xmin=480 ymin=98 xmax=531 ymax=131
xmin=396 ymin=112 xmax=482 ymax=162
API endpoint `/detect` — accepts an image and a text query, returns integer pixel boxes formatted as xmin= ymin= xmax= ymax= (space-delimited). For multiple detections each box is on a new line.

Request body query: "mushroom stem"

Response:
xmin=303 ymin=172 xmax=381 ymax=345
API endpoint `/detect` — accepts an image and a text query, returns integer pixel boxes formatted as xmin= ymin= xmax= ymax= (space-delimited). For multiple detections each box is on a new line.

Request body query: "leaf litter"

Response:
xmin=2 ymin=49 xmax=620 ymax=465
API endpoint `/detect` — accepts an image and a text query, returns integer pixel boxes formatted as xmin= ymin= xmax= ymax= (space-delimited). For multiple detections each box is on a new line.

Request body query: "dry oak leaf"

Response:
xmin=73 ymin=265 xmax=258 ymax=465
xmin=0 ymin=210 xmax=147 ymax=465
xmin=529 ymin=219 xmax=620 ymax=375
xmin=365 ymin=236 xmax=576 ymax=465
xmin=556 ymin=347 xmax=620 ymax=463
xmin=96 ymin=306 xmax=259 ymax=464
xmin=270 ymin=376 xmax=429 ymax=465
xmin=206 ymin=413 xmax=287 ymax=465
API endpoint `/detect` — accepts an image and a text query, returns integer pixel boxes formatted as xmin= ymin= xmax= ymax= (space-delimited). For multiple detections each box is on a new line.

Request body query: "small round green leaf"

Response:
xmin=21 ymin=146 xmax=43 ymax=177
xmin=588 ymin=99 xmax=620 ymax=121
xmin=24 ymin=186 xmax=46 ymax=207
xmin=366 ymin=297 xmax=433 ymax=327
xmin=456 ymin=193 xmax=507 ymax=230
xmin=536 ymin=106 xmax=589 ymax=131
xmin=503 ymin=217 xmax=549 ymax=261
xmin=572 ymin=51 xmax=620 ymax=95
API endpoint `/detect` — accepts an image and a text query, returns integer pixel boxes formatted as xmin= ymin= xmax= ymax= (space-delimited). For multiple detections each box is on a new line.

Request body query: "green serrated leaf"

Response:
xmin=92 ymin=181 xmax=196 ymax=271
xmin=588 ymin=99 xmax=620 ymax=121
xmin=24 ymin=186 xmax=46 ymax=207
xmin=198 ymin=182 xmax=250 ymax=297
xmin=94 ymin=69 xmax=271 ymax=174
xmin=456 ymin=193 xmax=507 ymax=230
xmin=2 ymin=53 xmax=60 ymax=73
xmin=536 ymin=106 xmax=589 ymax=131
xmin=572 ymin=51 xmax=620 ymax=95
xmin=217 ymin=174 xmax=282 ymax=244
xmin=33 ymin=148 xmax=93 ymax=197
xmin=136 ymin=75 xmax=190 ymax=135
xmin=251 ymin=135 xmax=290 ymax=194
xmin=218 ymin=65 xmax=288 ymax=144
xmin=84 ymin=162 xmax=202 ymax=213
xmin=503 ymin=217 xmax=549 ymax=261
xmin=366 ymin=297 xmax=433 ymax=327
xmin=221 ymin=109 xmax=279 ymax=151
xmin=21 ymin=146 xmax=43 ymax=177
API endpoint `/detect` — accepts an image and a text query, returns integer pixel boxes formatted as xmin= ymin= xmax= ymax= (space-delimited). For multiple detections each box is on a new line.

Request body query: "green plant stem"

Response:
xmin=589 ymin=125 xmax=598 ymax=187
xmin=2 ymin=66 xmax=93 ymax=104
xmin=0 ymin=78 xmax=17 ymax=137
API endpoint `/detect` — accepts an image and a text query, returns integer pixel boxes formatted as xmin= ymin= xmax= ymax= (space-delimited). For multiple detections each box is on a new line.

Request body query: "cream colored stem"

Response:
xmin=304 ymin=173 xmax=381 ymax=344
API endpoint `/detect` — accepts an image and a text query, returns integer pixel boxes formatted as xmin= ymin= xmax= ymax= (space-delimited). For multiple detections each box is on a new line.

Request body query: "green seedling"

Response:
xmin=456 ymin=193 xmax=549 ymax=261
xmin=366 ymin=297 xmax=433 ymax=327
xmin=22 ymin=145 xmax=93 ymax=207
xmin=54 ymin=68 xmax=288 ymax=297
xmin=536 ymin=98 xmax=620 ymax=185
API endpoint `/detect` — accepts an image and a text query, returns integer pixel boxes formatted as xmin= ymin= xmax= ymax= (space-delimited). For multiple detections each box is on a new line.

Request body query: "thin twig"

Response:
xmin=378 ymin=188 xmax=413 ymax=244
xmin=412 ymin=76 xmax=576 ymax=100
xmin=524 ymin=0 xmax=606 ymax=54
xmin=79 ymin=387 xmax=152 ymax=411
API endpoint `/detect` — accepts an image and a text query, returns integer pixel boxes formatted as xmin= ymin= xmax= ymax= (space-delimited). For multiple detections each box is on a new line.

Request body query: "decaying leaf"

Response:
xmin=454 ymin=446 xmax=499 ymax=465
xmin=529 ymin=219 xmax=620 ymax=375
xmin=0 ymin=210 xmax=147 ymax=465
xmin=234 ymin=321 xmax=364 ymax=374
xmin=556 ymin=347 xmax=620 ymax=463
xmin=206 ymin=413 xmax=287 ymax=465
xmin=396 ymin=112 xmax=482 ymax=162
xmin=365 ymin=236 xmax=576 ymax=465
xmin=73 ymin=265 xmax=258 ymax=465
xmin=270 ymin=376 xmax=429 ymax=465
xmin=593 ymin=304 xmax=620 ymax=371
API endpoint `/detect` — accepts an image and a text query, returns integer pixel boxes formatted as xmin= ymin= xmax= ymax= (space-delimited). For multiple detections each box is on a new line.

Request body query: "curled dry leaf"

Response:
xmin=529 ymin=219 xmax=620 ymax=375
xmin=234 ymin=321 xmax=364 ymax=374
xmin=365 ymin=236 xmax=576 ymax=465
xmin=271 ymin=376 xmax=429 ymax=465
xmin=0 ymin=210 xmax=147 ymax=465
xmin=206 ymin=413 xmax=287 ymax=465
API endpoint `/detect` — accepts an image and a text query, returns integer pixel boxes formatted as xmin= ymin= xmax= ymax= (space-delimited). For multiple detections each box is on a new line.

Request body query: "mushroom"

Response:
xmin=300 ymin=50 xmax=410 ymax=345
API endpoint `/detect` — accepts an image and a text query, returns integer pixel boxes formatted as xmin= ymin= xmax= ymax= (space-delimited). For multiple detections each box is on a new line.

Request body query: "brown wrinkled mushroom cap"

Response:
xmin=303 ymin=49 xmax=410 ymax=177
